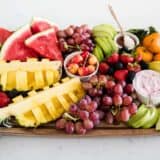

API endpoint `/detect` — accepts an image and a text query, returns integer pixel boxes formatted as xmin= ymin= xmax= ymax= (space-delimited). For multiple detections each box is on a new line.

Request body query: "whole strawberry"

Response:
xmin=120 ymin=54 xmax=134 ymax=64
xmin=0 ymin=92 xmax=10 ymax=108
xmin=99 ymin=62 xmax=109 ymax=74
xmin=107 ymin=53 xmax=119 ymax=64
xmin=114 ymin=70 xmax=128 ymax=81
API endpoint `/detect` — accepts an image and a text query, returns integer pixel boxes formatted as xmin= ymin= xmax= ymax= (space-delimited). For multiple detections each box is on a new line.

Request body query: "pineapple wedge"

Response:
xmin=0 ymin=78 xmax=85 ymax=127
xmin=0 ymin=58 xmax=62 ymax=91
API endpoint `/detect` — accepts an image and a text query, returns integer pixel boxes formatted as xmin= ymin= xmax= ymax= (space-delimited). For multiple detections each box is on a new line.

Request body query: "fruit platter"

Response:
xmin=1 ymin=13 xmax=160 ymax=137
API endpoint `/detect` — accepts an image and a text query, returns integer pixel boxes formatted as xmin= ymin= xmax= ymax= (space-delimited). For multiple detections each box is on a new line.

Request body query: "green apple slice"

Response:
xmin=128 ymin=104 xmax=147 ymax=126
xmin=131 ymin=109 xmax=151 ymax=128
xmin=142 ymin=107 xmax=158 ymax=129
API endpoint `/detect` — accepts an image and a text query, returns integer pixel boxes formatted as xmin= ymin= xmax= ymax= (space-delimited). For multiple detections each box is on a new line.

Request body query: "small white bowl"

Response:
xmin=64 ymin=51 xmax=99 ymax=81
xmin=114 ymin=32 xmax=140 ymax=49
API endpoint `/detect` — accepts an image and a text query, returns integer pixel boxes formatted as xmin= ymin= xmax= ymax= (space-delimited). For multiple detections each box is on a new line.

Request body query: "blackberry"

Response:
xmin=107 ymin=67 xmax=114 ymax=75
xmin=114 ymin=62 xmax=124 ymax=70
xmin=139 ymin=61 xmax=148 ymax=70
xmin=126 ymin=71 xmax=136 ymax=83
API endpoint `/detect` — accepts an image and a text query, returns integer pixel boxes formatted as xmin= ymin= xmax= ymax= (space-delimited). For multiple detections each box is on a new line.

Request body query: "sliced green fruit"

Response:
xmin=92 ymin=31 xmax=112 ymax=39
xmin=93 ymin=45 xmax=104 ymax=62
xmin=95 ymin=37 xmax=112 ymax=57
xmin=131 ymin=109 xmax=150 ymax=128
xmin=128 ymin=104 xmax=147 ymax=126
xmin=93 ymin=24 xmax=117 ymax=39
xmin=142 ymin=107 xmax=158 ymax=129
xmin=106 ymin=37 xmax=118 ymax=52
xmin=96 ymin=44 xmax=105 ymax=60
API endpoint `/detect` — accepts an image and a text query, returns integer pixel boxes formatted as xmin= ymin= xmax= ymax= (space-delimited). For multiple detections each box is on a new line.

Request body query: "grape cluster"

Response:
xmin=55 ymin=95 xmax=104 ymax=134
xmin=57 ymin=25 xmax=94 ymax=53
xmin=82 ymin=75 xmax=140 ymax=124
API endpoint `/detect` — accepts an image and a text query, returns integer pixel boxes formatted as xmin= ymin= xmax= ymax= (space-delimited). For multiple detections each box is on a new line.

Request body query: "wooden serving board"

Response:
xmin=0 ymin=123 xmax=159 ymax=137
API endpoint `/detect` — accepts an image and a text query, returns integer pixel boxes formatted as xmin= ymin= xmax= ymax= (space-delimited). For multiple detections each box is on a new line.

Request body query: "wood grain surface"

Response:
xmin=0 ymin=123 xmax=159 ymax=137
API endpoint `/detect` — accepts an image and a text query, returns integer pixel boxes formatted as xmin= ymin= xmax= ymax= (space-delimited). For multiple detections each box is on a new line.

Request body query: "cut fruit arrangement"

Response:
xmin=1 ymin=14 xmax=160 ymax=136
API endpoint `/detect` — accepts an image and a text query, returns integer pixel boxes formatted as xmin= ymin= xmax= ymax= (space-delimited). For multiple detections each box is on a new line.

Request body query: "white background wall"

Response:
xmin=0 ymin=0 xmax=160 ymax=160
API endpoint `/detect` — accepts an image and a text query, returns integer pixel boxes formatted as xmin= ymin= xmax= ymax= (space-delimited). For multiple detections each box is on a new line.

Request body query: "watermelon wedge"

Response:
xmin=25 ymin=28 xmax=63 ymax=61
xmin=0 ymin=25 xmax=38 ymax=61
xmin=0 ymin=27 xmax=12 ymax=46
xmin=31 ymin=17 xmax=58 ymax=33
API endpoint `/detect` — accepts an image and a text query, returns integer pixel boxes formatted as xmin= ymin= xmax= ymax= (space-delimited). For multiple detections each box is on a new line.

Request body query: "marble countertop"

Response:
xmin=0 ymin=0 xmax=160 ymax=159
xmin=0 ymin=136 xmax=159 ymax=160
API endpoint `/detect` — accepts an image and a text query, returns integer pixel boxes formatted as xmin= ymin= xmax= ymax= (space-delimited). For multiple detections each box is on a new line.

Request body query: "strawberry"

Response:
xmin=114 ymin=70 xmax=128 ymax=81
xmin=0 ymin=92 xmax=10 ymax=108
xmin=120 ymin=54 xmax=134 ymax=64
xmin=127 ymin=63 xmax=141 ymax=72
xmin=99 ymin=62 xmax=109 ymax=74
xmin=107 ymin=53 xmax=119 ymax=64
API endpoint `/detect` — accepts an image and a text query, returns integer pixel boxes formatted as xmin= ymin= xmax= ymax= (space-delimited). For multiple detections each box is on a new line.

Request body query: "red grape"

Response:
xmin=75 ymin=36 xmax=82 ymax=44
xmin=65 ymin=121 xmax=75 ymax=134
xmin=69 ymin=104 xmax=78 ymax=115
xmin=79 ymin=110 xmax=89 ymax=120
xmin=89 ymin=112 xmax=100 ymax=122
xmin=102 ymin=96 xmax=113 ymax=106
xmin=82 ymin=82 xmax=93 ymax=90
xmin=56 ymin=119 xmax=67 ymax=129
xmin=113 ymin=84 xmax=123 ymax=95
xmin=113 ymin=95 xmax=123 ymax=106
xmin=57 ymin=30 xmax=67 ymax=38
xmin=105 ymin=80 xmax=116 ymax=89
xmin=86 ymin=101 xmax=98 ymax=112
xmin=79 ymin=99 xmax=88 ymax=110
xmin=105 ymin=112 xmax=114 ymax=124
xmin=83 ymin=119 xmax=94 ymax=130
xmin=75 ymin=122 xmax=86 ymax=134
xmin=75 ymin=27 xmax=83 ymax=34
xmin=88 ymin=88 xmax=98 ymax=97
xmin=128 ymin=103 xmax=138 ymax=115
xmin=123 ymin=96 xmax=133 ymax=106
xmin=80 ymin=43 xmax=90 ymax=51
xmin=98 ymin=75 xmax=107 ymax=86
xmin=118 ymin=80 xmax=126 ymax=88
xmin=120 ymin=108 xmax=130 ymax=122
xmin=65 ymin=27 xmax=74 ymax=36
xmin=58 ymin=25 xmax=93 ymax=53
xmin=84 ymin=95 xmax=92 ymax=104
xmin=124 ymin=84 xmax=134 ymax=94
xmin=67 ymin=38 xmax=75 ymax=45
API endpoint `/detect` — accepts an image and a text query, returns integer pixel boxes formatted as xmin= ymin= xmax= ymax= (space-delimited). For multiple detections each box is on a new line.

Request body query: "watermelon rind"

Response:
xmin=0 ymin=24 xmax=31 ymax=60
xmin=31 ymin=17 xmax=59 ymax=32
xmin=25 ymin=28 xmax=56 ymax=45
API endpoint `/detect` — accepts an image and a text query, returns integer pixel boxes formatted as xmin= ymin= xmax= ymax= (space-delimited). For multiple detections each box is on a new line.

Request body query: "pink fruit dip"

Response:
xmin=133 ymin=70 xmax=160 ymax=106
